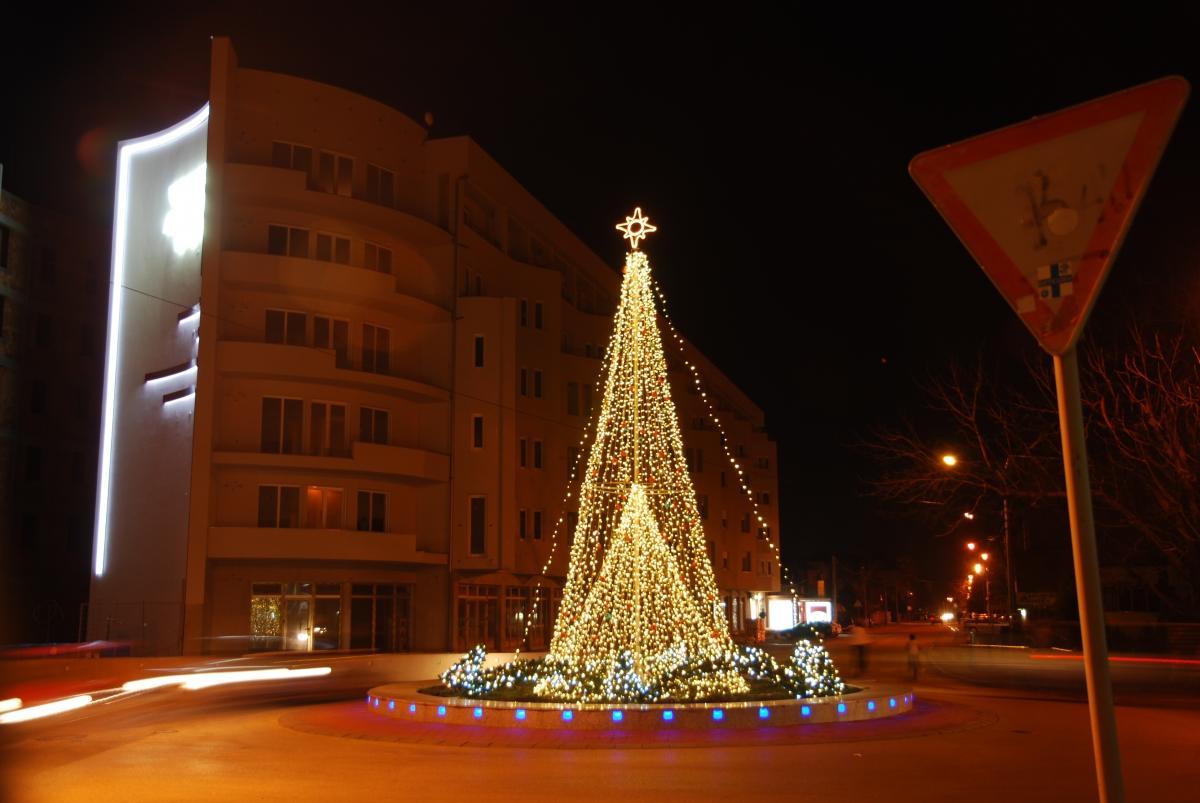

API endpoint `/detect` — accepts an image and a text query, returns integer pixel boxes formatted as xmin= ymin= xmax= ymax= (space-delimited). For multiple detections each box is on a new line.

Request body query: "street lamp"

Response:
xmin=966 ymin=541 xmax=976 ymax=551
xmin=942 ymin=452 xmax=1017 ymax=629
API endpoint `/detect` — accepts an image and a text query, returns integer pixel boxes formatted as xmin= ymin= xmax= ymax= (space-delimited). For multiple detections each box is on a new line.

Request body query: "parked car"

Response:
xmin=777 ymin=622 xmax=836 ymax=641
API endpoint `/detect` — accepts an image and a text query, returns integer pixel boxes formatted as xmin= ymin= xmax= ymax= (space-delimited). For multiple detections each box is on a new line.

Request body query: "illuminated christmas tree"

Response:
xmin=537 ymin=208 xmax=747 ymax=700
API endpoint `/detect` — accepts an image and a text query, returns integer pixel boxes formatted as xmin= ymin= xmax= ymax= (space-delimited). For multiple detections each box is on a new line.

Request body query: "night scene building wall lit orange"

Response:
xmin=88 ymin=37 xmax=780 ymax=655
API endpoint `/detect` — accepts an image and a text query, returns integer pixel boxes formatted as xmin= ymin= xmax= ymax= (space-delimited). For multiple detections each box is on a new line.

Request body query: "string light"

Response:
xmin=438 ymin=208 xmax=844 ymax=703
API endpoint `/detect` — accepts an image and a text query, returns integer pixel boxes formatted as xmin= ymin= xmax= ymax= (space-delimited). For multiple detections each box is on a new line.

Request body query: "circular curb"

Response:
xmin=365 ymin=682 xmax=914 ymax=730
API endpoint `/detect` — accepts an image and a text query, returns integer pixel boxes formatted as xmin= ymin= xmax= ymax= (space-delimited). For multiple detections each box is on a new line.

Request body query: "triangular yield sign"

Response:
xmin=910 ymin=76 xmax=1189 ymax=354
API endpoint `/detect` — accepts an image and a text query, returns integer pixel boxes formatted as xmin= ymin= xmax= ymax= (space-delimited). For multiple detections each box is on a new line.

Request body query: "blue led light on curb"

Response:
xmin=474 ymin=707 xmax=483 ymax=719
xmin=758 ymin=707 xmax=770 ymax=719
xmin=373 ymin=698 xmax=380 ymax=708
xmin=712 ymin=709 xmax=724 ymax=721
xmin=408 ymin=703 xmax=416 ymax=714
xmin=889 ymin=698 xmax=897 ymax=708
xmin=562 ymin=710 xmax=573 ymax=722
xmin=801 ymin=705 xmax=811 ymax=717
xmin=437 ymin=705 xmax=446 ymax=717
xmin=388 ymin=700 xmax=395 ymax=711
xmin=868 ymin=701 xmax=876 ymax=712
xmin=837 ymin=703 xmax=847 ymax=714
xmin=612 ymin=710 xmax=623 ymax=723
xmin=515 ymin=709 xmax=527 ymax=721
xmin=662 ymin=710 xmax=674 ymax=722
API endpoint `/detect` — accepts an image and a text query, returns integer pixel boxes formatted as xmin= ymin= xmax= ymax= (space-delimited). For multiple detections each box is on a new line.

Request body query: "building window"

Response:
xmin=519 ymin=438 xmax=527 ymax=468
xmin=533 ymin=511 xmax=543 ymax=540
xmin=698 ymin=494 xmax=708 ymax=520
xmin=271 ymin=141 xmax=313 ymax=173
xmin=760 ymin=492 xmax=771 ymax=505
xmin=31 ymin=381 xmax=46 ymax=415
xmin=520 ymin=367 xmax=528 ymax=396
xmin=519 ymin=509 xmax=527 ymax=539
xmin=35 ymin=313 xmax=52 ymax=349
xmin=474 ymin=336 xmax=485 ymax=368
xmin=365 ymin=163 xmax=395 ymax=206
xmin=706 ymin=541 xmax=716 ymax=564
xmin=25 ymin=446 xmax=41 ymax=483
xmin=456 ymin=583 xmax=498 ymax=650
xmin=534 ymin=370 xmax=543 ymax=398
xmin=356 ymin=491 xmax=387 ymax=532
xmin=313 ymin=316 xmax=349 ymax=367
xmin=258 ymin=485 xmax=301 ymax=528
xmin=360 ymin=406 xmax=389 ymax=445
xmin=362 ymin=324 xmax=390 ymax=373
xmin=41 ymin=248 xmax=57 ymax=286
xmin=316 ymin=232 xmax=351 ymax=264
xmin=534 ymin=301 xmax=543 ymax=329
xmin=469 ymin=496 xmax=486 ymax=555
xmin=350 ymin=583 xmax=411 ymax=652
xmin=261 ymin=397 xmax=303 ymax=453
xmin=317 ymin=150 xmax=353 ymax=196
xmin=686 ymin=447 xmax=704 ymax=473
xmin=722 ymin=551 xmax=729 ymax=570
xmin=566 ymin=382 xmax=579 ymax=416
xmin=720 ymin=471 xmax=726 ymax=488
xmin=79 ymin=323 xmax=96 ymax=358
xmin=741 ymin=513 xmax=751 ymax=533
xmin=742 ymin=552 xmax=752 ymax=572
xmin=567 ymin=446 xmax=579 ymax=481
xmin=519 ymin=299 xmax=528 ymax=327
xmin=268 ymin=224 xmax=309 ymax=258
xmin=533 ymin=440 xmax=543 ymax=469
xmin=305 ymin=486 xmax=343 ymax=528
xmin=758 ymin=457 xmax=770 ymax=469
xmin=567 ymin=510 xmax=578 ymax=533
xmin=582 ymin=384 xmax=593 ymax=415
xmin=310 ymin=402 xmax=347 ymax=456
xmin=364 ymin=242 xmax=393 ymax=273
xmin=265 ymin=309 xmax=307 ymax=346
xmin=473 ymin=415 xmax=484 ymax=448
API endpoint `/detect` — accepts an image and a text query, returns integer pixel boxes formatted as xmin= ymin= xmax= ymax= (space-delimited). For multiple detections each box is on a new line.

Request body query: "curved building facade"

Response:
xmin=89 ymin=38 xmax=780 ymax=654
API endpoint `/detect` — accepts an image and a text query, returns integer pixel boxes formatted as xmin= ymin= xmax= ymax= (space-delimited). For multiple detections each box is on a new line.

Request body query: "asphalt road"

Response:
xmin=3 ymin=626 xmax=1198 ymax=802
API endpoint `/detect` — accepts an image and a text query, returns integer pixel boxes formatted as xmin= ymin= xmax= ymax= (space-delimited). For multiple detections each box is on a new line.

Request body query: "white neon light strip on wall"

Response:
xmin=93 ymin=104 xmax=210 ymax=578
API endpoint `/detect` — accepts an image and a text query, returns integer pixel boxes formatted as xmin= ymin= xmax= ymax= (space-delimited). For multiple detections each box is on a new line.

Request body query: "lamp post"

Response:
xmin=939 ymin=452 xmax=1018 ymax=629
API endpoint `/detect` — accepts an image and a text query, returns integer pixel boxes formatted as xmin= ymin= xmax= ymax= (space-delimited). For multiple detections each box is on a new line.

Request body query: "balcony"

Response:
xmin=220 ymin=250 xmax=450 ymax=323
xmin=213 ymin=440 xmax=450 ymax=483
xmin=223 ymin=162 xmax=450 ymax=250
xmin=207 ymin=526 xmax=447 ymax=564
xmin=216 ymin=341 xmax=448 ymax=404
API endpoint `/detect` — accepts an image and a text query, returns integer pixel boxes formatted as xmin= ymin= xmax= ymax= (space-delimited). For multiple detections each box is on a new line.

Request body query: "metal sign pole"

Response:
xmin=1052 ymin=346 xmax=1125 ymax=803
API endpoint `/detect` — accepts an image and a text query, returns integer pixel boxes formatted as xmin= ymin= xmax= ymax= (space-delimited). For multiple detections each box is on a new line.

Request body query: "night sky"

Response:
xmin=4 ymin=6 xmax=1199 ymax=595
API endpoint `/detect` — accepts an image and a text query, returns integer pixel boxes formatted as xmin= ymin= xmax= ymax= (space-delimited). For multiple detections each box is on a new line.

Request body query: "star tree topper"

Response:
xmin=616 ymin=207 xmax=657 ymax=250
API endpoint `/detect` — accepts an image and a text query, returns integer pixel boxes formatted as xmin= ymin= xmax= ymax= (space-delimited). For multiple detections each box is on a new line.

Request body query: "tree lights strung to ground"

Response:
xmin=438 ymin=208 xmax=845 ymax=704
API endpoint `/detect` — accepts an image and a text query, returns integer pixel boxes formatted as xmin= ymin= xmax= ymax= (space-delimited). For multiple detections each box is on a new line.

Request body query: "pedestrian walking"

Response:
xmin=849 ymin=623 xmax=871 ymax=676
xmin=907 ymin=633 xmax=920 ymax=681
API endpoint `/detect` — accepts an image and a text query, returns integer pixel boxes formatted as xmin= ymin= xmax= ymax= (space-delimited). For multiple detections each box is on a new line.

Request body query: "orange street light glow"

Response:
xmin=981 ymin=552 xmax=990 ymax=561
xmin=963 ymin=512 xmax=974 ymax=520
xmin=941 ymin=454 xmax=958 ymax=466
xmin=974 ymin=563 xmax=984 ymax=574
xmin=966 ymin=541 xmax=976 ymax=551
